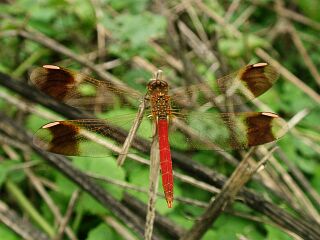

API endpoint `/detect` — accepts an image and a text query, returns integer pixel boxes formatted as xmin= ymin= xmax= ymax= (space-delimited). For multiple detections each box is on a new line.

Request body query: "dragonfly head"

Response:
xmin=147 ymin=70 xmax=168 ymax=95
xmin=147 ymin=79 xmax=169 ymax=95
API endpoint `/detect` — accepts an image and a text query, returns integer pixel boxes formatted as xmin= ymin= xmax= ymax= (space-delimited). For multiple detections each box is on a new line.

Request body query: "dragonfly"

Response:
xmin=30 ymin=63 xmax=288 ymax=208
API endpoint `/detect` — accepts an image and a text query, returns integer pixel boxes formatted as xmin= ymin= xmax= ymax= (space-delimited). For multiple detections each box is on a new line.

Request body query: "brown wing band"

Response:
xmin=47 ymin=122 xmax=80 ymax=155
xmin=246 ymin=113 xmax=277 ymax=146
xmin=240 ymin=63 xmax=278 ymax=97
xmin=31 ymin=66 xmax=76 ymax=101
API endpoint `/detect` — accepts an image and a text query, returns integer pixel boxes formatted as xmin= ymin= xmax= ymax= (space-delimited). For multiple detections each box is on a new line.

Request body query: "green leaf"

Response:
xmin=281 ymin=83 xmax=314 ymax=111
xmin=55 ymin=172 xmax=78 ymax=197
xmin=295 ymin=0 xmax=320 ymax=21
xmin=86 ymin=223 xmax=117 ymax=240
xmin=218 ymin=38 xmax=244 ymax=58
xmin=26 ymin=110 xmax=60 ymax=132
xmin=203 ymin=230 xmax=218 ymax=240
xmin=0 ymin=224 xmax=20 ymax=240
xmin=168 ymin=130 xmax=189 ymax=150
xmin=77 ymin=192 xmax=108 ymax=215
xmin=72 ymin=0 xmax=94 ymax=22
xmin=278 ymin=135 xmax=317 ymax=174
xmin=108 ymin=0 xmax=149 ymax=13
xmin=121 ymin=68 xmax=151 ymax=92
xmin=30 ymin=6 xmax=58 ymax=23
xmin=311 ymin=165 xmax=320 ymax=193
xmin=219 ymin=35 xmax=268 ymax=58
xmin=128 ymin=165 xmax=181 ymax=214
xmin=127 ymin=167 xmax=149 ymax=201
xmin=0 ymin=160 xmax=25 ymax=187
xmin=54 ymin=171 xmax=107 ymax=215
xmin=73 ymin=157 xmax=125 ymax=200
xmin=0 ymin=160 xmax=14 ymax=187
xmin=0 ymin=168 xmax=7 ymax=188
xmin=247 ymin=34 xmax=268 ymax=49
xmin=64 ymin=157 xmax=126 ymax=215
xmin=112 ymin=13 xmax=166 ymax=47
xmin=257 ymin=86 xmax=284 ymax=112
xmin=266 ymin=225 xmax=293 ymax=240
xmin=213 ymin=214 xmax=264 ymax=239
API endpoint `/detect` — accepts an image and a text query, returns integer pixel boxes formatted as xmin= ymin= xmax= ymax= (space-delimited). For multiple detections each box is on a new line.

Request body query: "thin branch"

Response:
xmin=144 ymin=121 xmax=160 ymax=240
xmin=255 ymin=48 xmax=320 ymax=104
xmin=5 ymin=180 xmax=55 ymax=237
xmin=117 ymin=99 xmax=146 ymax=166
xmin=54 ymin=190 xmax=81 ymax=240
xmin=8 ymin=160 xmax=42 ymax=172
xmin=233 ymin=5 xmax=256 ymax=28
xmin=180 ymin=148 xmax=275 ymax=240
xmin=122 ymin=193 xmax=185 ymax=239
xmin=274 ymin=4 xmax=320 ymax=31
xmin=0 ymin=201 xmax=50 ymax=240
xmin=288 ymin=24 xmax=320 ymax=86
xmin=86 ymin=171 xmax=209 ymax=208
xmin=269 ymin=153 xmax=320 ymax=223
xmin=25 ymin=169 xmax=78 ymax=240
xmin=0 ymin=133 xmax=29 ymax=152
xmin=185 ymin=2 xmax=210 ymax=44
xmin=103 ymin=216 xmax=138 ymax=240
xmin=90 ymin=0 xmax=107 ymax=61
xmin=225 ymin=0 xmax=242 ymax=21
xmin=194 ymin=0 xmax=242 ymax=38
xmin=276 ymin=149 xmax=320 ymax=207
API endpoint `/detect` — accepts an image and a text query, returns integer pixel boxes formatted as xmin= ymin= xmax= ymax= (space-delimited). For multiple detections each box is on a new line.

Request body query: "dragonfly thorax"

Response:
xmin=148 ymin=79 xmax=171 ymax=120
xmin=150 ymin=92 xmax=171 ymax=120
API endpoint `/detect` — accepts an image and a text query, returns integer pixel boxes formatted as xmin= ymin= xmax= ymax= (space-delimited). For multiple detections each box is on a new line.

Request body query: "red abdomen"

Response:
xmin=157 ymin=119 xmax=173 ymax=208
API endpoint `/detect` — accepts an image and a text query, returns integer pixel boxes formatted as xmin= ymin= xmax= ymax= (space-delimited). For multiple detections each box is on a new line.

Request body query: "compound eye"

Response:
xmin=161 ymin=81 xmax=168 ymax=87
xmin=147 ymin=80 xmax=157 ymax=90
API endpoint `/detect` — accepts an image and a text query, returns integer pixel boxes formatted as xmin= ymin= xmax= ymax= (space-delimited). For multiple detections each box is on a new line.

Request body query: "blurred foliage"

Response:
xmin=0 ymin=0 xmax=319 ymax=239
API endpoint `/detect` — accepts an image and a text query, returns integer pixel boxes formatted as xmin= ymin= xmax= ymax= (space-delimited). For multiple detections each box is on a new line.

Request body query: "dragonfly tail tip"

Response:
xmin=166 ymin=198 xmax=173 ymax=208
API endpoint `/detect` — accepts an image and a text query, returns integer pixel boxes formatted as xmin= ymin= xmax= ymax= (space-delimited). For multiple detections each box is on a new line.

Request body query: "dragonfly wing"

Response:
xmin=34 ymin=119 xmax=122 ymax=157
xmin=169 ymin=112 xmax=288 ymax=151
xmin=217 ymin=63 xmax=278 ymax=101
xmin=30 ymin=65 xmax=142 ymax=109
xmin=34 ymin=114 xmax=153 ymax=157
xmin=30 ymin=65 xmax=85 ymax=102
xmin=170 ymin=63 xmax=279 ymax=107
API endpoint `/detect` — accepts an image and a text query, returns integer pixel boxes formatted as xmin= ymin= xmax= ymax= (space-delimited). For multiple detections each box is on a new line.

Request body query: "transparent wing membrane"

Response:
xmin=170 ymin=63 xmax=279 ymax=108
xmin=30 ymin=65 xmax=143 ymax=110
xmin=33 ymin=113 xmax=154 ymax=157
xmin=169 ymin=111 xmax=288 ymax=151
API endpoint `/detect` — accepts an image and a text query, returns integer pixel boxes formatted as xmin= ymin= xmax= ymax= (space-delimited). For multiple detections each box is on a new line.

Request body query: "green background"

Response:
xmin=0 ymin=0 xmax=319 ymax=239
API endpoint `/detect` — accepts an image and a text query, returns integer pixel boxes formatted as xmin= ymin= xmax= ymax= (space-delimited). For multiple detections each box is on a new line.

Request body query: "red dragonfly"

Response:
xmin=30 ymin=63 xmax=287 ymax=208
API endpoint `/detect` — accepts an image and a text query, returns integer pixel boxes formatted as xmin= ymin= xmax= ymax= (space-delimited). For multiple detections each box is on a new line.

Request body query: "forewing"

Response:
xmin=218 ymin=62 xmax=279 ymax=104
xmin=170 ymin=63 xmax=279 ymax=107
xmin=30 ymin=65 xmax=142 ymax=109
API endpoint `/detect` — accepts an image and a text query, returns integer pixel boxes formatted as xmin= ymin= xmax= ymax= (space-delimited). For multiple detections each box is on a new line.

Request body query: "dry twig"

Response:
xmin=180 ymin=148 xmax=277 ymax=240
xmin=0 ymin=201 xmax=50 ymax=240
